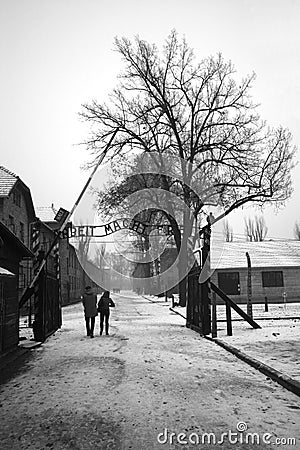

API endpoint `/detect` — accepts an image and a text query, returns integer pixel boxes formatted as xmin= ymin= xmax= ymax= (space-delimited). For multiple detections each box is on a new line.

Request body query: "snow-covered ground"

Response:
xmin=1 ymin=292 xmax=300 ymax=449
xmin=169 ymin=300 xmax=300 ymax=383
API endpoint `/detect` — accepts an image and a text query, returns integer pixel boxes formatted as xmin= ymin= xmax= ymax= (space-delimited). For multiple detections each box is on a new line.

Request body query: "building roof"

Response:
xmin=210 ymin=240 xmax=300 ymax=270
xmin=0 ymin=222 xmax=34 ymax=258
xmin=36 ymin=205 xmax=57 ymax=222
xmin=0 ymin=166 xmax=36 ymax=221
xmin=0 ymin=266 xmax=15 ymax=277
xmin=0 ymin=166 xmax=18 ymax=197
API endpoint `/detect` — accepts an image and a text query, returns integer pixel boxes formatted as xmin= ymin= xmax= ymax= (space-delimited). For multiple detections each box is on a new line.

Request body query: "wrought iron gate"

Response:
xmin=32 ymin=253 xmax=61 ymax=342
xmin=186 ymin=267 xmax=211 ymax=335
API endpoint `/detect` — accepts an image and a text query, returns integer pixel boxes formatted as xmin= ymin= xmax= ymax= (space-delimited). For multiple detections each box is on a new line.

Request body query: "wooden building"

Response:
xmin=131 ymin=236 xmax=300 ymax=303
xmin=210 ymin=241 xmax=300 ymax=303
xmin=0 ymin=222 xmax=33 ymax=354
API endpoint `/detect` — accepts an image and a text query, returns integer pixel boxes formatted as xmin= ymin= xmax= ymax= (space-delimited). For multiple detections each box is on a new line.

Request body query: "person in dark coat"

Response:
xmin=82 ymin=286 xmax=98 ymax=338
xmin=97 ymin=290 xmax=115 ymax=335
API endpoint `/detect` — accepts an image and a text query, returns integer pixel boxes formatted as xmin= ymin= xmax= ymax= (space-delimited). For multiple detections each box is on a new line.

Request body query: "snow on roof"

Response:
xmin=0 ymin=166 xmax=18 ymax=197
xmin=36 ymin=205 xmax=57 ymax=222
xmin=211 ymin=240 xmax=300 ymax=269
xmin=0 ymin=266 xmax=15 ymax=276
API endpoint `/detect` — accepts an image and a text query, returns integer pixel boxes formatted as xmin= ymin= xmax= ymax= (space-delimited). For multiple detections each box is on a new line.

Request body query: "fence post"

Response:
xmin=198 ymin=214 xmax=213 ymax=335
xmin=226 ymin=303 xmax=232 ymax=336
xmin=29 ymin=221 xmax=40 ymax=328
xmin=264 ymin=295 xmax=268 ymax=312
xmin=246 ymin=252 xmax=253 ymax=319
xmin=211 ymin=291 xmax=217 ymax=338
xmin=32 ymin=250 xmax=45 ymax=342
xmin=283 ymin=291 xmax=287 ymax=311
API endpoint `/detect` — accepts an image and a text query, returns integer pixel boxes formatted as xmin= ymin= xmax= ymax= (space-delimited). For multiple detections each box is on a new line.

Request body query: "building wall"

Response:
xmin=211 ymin=266 xmax=300 ymax=303
xmin=0 ymin=185 xmax=36 ymax=303
xmin=58 ymin=236 xmax=70 ymax=305
xmin=0 ymin=245 xmax=21 ymax=354
xmin=36 ymin=220 xmax=102 ymax=305
xmin=0 ymin=275 xmax=19 ymax=353
xmin=59 ymin=243 xmax=102 ymax=305
xmin=0 ymin=186 xmax=32 ymax=246
xmin=67 ymin=244 xmax=82 ymax=302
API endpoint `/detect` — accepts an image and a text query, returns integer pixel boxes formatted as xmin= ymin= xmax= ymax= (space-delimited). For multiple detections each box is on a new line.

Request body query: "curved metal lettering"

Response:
xmin=59 ymin=218 xmax=174 ymax=239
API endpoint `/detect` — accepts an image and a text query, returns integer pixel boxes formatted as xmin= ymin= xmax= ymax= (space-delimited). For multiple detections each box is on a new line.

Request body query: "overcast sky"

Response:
xmin=1 ymin=0 xmax=299 ymax=239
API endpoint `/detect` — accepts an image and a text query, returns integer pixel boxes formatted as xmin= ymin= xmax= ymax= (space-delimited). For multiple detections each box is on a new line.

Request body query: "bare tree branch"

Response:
xmin=80 ymin=30 xmax=296 ymax=305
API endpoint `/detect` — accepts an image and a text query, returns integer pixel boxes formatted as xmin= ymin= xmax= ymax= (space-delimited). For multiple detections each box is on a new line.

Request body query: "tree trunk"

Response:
xmin=178 ymin=242 xmax=188 ymax=307
xmin=177 ymin=209 xmax=194 ymax=307
xmin=178 ymin=273 xmax=187 ymax=307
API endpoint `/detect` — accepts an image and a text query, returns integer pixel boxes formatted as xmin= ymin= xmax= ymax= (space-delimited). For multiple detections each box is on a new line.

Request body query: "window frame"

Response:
xmin=13 ymin=190 xmax=21 ymax=207
xmin=262 ymin=271 xmax=284 ymax=288
xmin=217 ymin=271 xmax=241 ymax=295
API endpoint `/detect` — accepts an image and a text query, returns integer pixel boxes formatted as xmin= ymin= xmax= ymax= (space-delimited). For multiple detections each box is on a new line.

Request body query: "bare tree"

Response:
xmin=93 ymin=244 xmax=106 ymax=284
xmin=294 ymin=222 xmax=300 ymax=240
xmin=93 ymin=244 xmax=106 ymax=269
xmin=223 ymin=220 xmax=233 ymax=242
xmin=76 ymin=230 xmax=91 ymax=287
xmin=254 ymin=216 xmax=268 ymax=241
xmin=244 ymin=217 xmax=255 ymax=242
xmin=81 ymin=31 xmax=295 ymax=305
xmin=245 ymin=216 xmax=268 ymax=241
xmin=77 ymin=235 xmax=91 ymax=261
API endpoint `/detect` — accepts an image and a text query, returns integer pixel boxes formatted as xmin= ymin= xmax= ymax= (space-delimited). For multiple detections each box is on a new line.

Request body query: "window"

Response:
xmin=19 ymin=266 xmax=26 ymax=289
xmin=8 ymin=215 xmax=15 ymax=233
xmin=13 ymin=190 xmax=21 ymax=207
xmin=218 ymin=272 xmax=240 ymax=295
xmin=20 ymin=222 xmax=25 ymax=242
xmin=262 ymin=271 xmax=283 ymax=287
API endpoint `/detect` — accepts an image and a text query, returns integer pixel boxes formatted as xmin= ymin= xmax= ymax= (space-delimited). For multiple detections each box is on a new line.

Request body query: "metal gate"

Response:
xmin=32 ymin=254 xmax=61 ymax=342
xmin=186 ymin=267 xmax=211 ymax=335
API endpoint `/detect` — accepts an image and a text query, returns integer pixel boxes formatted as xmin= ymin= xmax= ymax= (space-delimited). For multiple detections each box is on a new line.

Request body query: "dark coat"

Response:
xmin=97 ymin=296 xmax=115 ymax=312
xmin=82 ymin=293 xmax=98 ymax=318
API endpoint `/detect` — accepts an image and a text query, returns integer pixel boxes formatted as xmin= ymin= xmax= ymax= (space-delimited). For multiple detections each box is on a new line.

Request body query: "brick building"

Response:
xmin=36 ymin=205 xmax=102 ymax=304
xmin=0 ymin=166 xmax=36 ymax=244
xmin=0 ymin=166 xmax=36 ymax=299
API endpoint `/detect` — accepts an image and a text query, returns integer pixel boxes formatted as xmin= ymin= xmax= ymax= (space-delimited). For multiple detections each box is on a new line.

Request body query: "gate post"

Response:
xmin=246 ymin=252 xmax=253 ymax=319
xmin=54 ymin=241 xmax=62 ymax=329
xmin=32 ymin=250 xmax=46 ymax=342
xmin=211 ymin=291 xmax=217 ymax=338
xmin=198 ymin=215 xmax=213 ymax=335
xmin=226 ymin=302 xmax=232 ymax=336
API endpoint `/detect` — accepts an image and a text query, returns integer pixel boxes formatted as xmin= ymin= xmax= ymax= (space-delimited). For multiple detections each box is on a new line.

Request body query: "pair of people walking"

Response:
xmin=82 ymin=287 xmax=115 ymax=338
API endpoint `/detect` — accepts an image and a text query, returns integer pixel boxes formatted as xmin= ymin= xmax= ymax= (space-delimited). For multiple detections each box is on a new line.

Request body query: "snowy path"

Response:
xmin=1 ymin=292 xmax=299 ymax=449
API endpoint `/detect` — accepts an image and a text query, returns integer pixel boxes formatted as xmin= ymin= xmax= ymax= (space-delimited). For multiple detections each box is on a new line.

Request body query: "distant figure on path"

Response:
xmin=82 ymin=286 xmax=98 ymax=338
xmin=97 ymin=290 xmax=115 ymax=335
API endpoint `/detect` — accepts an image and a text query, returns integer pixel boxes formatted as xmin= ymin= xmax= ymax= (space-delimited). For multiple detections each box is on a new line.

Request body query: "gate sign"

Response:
xmin=59 ymin=218 xmax=175 ymax=239
xmin=54 ymin=207 xmax=70 ymax=224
